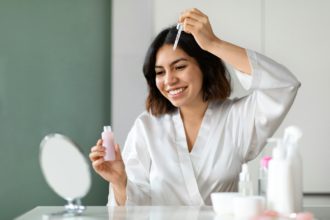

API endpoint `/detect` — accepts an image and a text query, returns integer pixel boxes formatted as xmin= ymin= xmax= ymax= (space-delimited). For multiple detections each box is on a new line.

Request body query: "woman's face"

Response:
xmin=155 ymin=44 xmax=204 ymax=109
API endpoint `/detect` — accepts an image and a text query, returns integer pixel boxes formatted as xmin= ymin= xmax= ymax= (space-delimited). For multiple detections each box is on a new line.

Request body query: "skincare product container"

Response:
xmin=267 ymin=138 xmax=293 ymax=214
xmin=233 ymin=196 xmax=265 ymax=219
xmin=239 ymin=163 xmax=253 ymax=196
xmin=102 ymin=126 xmax=115 ymax=161
xmin=267 ymin=126 xmax=303 ymax=215
xmin=258 ymin=156 xmax=272 ymax=196
xmin=283 ymin=126 xmax=303 ymax=212
xmin=211 ymin=192 xmax=240 ymax=216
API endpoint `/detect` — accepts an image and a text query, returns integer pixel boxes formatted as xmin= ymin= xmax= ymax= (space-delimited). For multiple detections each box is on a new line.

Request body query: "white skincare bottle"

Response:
xmin=267 ymin=138 xmax=294 ymax=215
xmin=102 ymin=126 xmax=116 ymax=161
xmin=283 ymin=126 xmax=303 ymax=212
xmin=239 ymin=163 xmax=253 ymax=196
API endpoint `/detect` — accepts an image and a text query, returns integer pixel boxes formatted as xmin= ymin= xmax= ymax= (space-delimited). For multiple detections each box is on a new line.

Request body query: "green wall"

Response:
xmin=0 ymin=0 xmax=111 ymax=219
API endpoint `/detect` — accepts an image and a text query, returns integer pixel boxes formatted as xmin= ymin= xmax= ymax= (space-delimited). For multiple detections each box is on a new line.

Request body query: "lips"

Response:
xmin=167 ymin=87 xmax=187 ymax=97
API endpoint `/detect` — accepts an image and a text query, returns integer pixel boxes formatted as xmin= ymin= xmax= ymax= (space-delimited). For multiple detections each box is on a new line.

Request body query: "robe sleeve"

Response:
xmin=107 ymin=118 xmax=151 ymax=206
xmin=228 ymin=49 xmax=301 ymax=162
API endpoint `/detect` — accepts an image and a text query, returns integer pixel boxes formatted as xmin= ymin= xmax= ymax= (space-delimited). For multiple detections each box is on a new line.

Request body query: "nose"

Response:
xmin=164 ymin=71 xmax=177 ymax=85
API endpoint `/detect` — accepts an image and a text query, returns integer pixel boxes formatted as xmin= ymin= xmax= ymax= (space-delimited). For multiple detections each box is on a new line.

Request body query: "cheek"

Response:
xmin=155 ymin=78 xmax=163 ymax=90
xmin=188 ymin=70 xmax=203 ymax=88
xmin=195 ymin=70 xmax=204 ymax=87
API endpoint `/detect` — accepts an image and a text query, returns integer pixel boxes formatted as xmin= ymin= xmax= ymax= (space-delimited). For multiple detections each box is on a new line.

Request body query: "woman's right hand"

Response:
xmin=179 ymin=8 xmax=251 ymax=74
xmin=89 ymin=139 xmax=127 ymax=189
xmin=178 ymin=8 xmax=219 ymax=52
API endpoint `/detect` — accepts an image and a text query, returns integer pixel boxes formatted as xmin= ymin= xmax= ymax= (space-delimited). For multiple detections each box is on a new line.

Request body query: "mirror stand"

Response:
xmin=65 ymin=198 xmax=86 ymax=214
xmin=43 ymin=199 xmax=86 ymax=218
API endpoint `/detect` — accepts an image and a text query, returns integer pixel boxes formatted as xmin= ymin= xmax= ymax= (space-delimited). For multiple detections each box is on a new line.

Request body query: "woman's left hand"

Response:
xmin=178 ymin=8 xmax=220 ymax=51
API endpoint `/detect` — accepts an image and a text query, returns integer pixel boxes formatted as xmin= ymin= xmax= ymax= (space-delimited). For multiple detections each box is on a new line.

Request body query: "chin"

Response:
xmin=169 ymin=100 xmax=185 ymax=108
xmin=169 ymin=102 xmax=180 ymax=108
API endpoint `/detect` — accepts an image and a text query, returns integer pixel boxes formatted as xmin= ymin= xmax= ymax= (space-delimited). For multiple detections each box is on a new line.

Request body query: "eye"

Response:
xmin=155 ymin=70 xmax=165 ymax=76
xmin=175 ymin=65 xmax=186 ymax=71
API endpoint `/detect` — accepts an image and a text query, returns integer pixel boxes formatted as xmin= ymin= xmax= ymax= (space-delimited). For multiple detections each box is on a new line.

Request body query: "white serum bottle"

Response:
xmin=102 ymin=126 xmax=116 ymax=161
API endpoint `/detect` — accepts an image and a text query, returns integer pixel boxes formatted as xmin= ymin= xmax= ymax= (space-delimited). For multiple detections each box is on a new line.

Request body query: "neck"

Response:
xmin=179 ymin=101 xmax=209 ymax=122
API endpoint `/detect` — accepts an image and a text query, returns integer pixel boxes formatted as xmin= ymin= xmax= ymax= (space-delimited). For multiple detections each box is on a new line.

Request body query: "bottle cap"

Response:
xmin=239 ymin=163 xmax=250 ymax=181
xmin=261 ymin=156 xmax=272 ymax=169
xmin=103 ymin=126 xmax=112 ymax=132
xmin=283 ymin=126 xmax=302 ymax=146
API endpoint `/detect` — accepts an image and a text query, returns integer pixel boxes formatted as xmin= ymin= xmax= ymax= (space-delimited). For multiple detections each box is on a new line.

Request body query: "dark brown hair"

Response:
xmin=143 ymin=25 xmax=231 ymax=116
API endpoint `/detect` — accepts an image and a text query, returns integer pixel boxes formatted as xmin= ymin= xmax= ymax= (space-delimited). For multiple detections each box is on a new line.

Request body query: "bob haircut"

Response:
xmin=143 ymin=25 xmax=231 ymax=116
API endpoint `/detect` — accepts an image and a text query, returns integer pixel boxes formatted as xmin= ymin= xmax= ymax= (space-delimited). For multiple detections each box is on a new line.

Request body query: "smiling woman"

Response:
xmin=155 ymin=45 xmax=205 ymax=113
xmin=145 ymin=25 xmax=231 ymax=116
xmin=89 ymin=8 xmax=300 ymax=206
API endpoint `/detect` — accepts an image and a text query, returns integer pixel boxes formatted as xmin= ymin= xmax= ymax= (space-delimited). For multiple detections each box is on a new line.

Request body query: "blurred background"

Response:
xmin=0 ymin=0 xmax=110 ymax=219
xmin=1 ymin=0 xmax=329 ymax=219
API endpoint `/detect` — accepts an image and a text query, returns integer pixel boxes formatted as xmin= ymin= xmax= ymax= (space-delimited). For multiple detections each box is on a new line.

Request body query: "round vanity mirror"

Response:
xmin=40 ymin=133 xmax=91 ymax=216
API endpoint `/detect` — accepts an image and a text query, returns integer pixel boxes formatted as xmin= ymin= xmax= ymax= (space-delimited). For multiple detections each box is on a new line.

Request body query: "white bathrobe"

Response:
xmin=108 ymin=49 xmax=301 ymax=206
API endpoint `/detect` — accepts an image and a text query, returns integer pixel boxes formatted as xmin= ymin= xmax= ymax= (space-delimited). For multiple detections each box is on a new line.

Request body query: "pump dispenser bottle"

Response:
xmin=239 ymin=163 xmax=253 ymax=196
xmin=102 ymin=126 xmax=115 ymax=161
xmin=283 ymin=126 xmax=303 ymax=212
xmin=266 ymin=139 xmax=293 ymax=214
xmin=266 ymin=126 xmax=303 ymax=215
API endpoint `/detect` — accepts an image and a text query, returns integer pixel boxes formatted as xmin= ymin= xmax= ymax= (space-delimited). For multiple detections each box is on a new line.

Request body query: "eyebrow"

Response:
xmin=155 ymin=58 xmax=188 ymax=69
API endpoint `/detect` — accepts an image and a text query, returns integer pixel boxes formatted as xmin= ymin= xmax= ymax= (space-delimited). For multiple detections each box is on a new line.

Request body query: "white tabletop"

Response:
xmin=15 ymin=206 xmax=215 ymax=220
xmin=15 ymin=205 xmax=330 ymax=220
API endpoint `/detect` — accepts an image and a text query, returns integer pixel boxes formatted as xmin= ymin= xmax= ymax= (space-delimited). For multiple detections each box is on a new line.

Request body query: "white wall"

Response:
xmin=113 ymin=0 xmax=330 ymax=193
xmin=112 ymin=0 xmax=152 ymax=145
xmin=264 ymin=0 xmax=330 ymax=193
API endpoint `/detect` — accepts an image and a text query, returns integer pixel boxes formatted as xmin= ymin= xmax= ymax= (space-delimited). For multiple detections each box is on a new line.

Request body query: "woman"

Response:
xmin=89 ymin=8 xmax=300 ymax=206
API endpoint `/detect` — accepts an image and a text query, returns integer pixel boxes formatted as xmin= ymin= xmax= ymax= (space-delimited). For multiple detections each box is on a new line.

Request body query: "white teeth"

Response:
xmin=169 ymin=88 xmax=184 ymax=95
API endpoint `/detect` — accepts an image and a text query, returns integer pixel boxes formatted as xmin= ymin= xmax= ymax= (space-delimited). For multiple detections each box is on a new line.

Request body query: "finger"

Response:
xmin=92 ymin=158 xmax=105 ymax=169
xmin=179 ymin=8 xmax=206 ymax=23
xmin=182 ymin=18 xmax=204 ymax=35
xmin=89 ymin=151 xmax=105 ymax=161
xmin=114 ymin=144 xmax=123 ymax=161
xmin=190 ymin=8 xmax=205 ymax=16
xmin=180 ymin=15 xmax=209 ymax=36
xmin=96 ymin=139 xmax=103 ymax=146
xmin=183 ymin=17 xmax=201 ymax=30
xmin=180 ymin=8 xmax=204 ymax=18
xmin=91 ymin=139 xmax=105 ymax=152
xmin=90 ymin=145 xmax=106 ymax=153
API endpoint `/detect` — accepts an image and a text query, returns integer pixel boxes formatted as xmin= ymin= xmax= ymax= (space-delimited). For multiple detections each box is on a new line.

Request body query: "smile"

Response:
xmin=168 ymin=87 xmax=186 ymax=96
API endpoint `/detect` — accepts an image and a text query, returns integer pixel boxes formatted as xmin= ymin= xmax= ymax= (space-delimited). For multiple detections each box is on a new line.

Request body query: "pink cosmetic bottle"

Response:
xmin=102 ymin=126 xmax=115 ymax=161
